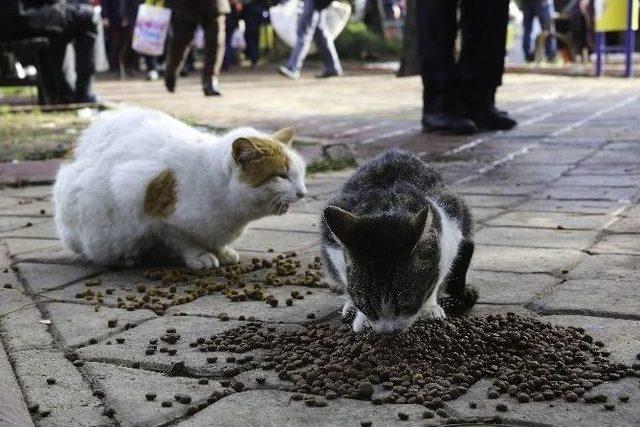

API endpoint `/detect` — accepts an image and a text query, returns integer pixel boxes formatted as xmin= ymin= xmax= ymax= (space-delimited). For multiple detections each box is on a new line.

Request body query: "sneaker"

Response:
xmin=315 ymin=70 xmax=342 ymax=79
xmin=147 ymin=70 xmax=159 ymax=81
xmin=203 ymin=78 xmax=222 ymax=96
xmin=278 ymin=65 xmax=300 ymax=80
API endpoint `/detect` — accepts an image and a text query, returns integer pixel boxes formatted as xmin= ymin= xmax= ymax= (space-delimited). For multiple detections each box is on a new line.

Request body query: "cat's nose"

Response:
xmin=296 ymin=188 xmax=307 ymax=199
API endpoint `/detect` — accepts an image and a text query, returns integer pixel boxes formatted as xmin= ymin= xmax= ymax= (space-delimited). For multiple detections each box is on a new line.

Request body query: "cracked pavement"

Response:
xmin=1 ymin=73 xmax=640 ymax=426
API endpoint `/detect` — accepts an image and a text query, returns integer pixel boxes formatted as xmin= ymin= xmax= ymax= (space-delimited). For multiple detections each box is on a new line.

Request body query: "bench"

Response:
xmin=0 ymin=37 xmax=51 ymax=104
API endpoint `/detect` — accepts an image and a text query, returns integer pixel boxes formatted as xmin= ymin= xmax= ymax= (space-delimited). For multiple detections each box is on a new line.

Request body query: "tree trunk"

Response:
xmin=397 ymin=0 xmax=420 ymax=77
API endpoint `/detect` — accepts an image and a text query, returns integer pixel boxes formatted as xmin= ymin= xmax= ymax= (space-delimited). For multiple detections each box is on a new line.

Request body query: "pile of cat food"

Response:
xmin=192 ymin=313 xmax=637 ymax=413
xmin=74 ymin=252 xmax=326 ymax=316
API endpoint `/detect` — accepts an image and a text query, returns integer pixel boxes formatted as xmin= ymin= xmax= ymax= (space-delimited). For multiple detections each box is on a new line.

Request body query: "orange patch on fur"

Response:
xmin=233 ymin=137 xmax=289 ymax=187
xmin=144 ymin=169 xmax=177 ymax=217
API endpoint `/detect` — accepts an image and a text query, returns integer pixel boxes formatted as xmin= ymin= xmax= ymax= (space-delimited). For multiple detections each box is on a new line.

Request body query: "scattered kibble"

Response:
xmin=145 ymin=393 xmax=157 ymax=401
xmin=46 ymin=378 xmax=56 ymax=385
xmin=496 ymin=403 xmax=508 ymax=412
xmin=161 ymin=401 xmax=172 ymax=408
xmin=107 ymin=319 xmax=118 ymax=328
xmin=397 ymin=412 xmax=409 ymax=421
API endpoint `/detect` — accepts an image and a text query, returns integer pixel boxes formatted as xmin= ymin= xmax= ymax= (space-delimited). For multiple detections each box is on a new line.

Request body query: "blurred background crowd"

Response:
xmin=1 ymin=0 xmax=638 ymax=105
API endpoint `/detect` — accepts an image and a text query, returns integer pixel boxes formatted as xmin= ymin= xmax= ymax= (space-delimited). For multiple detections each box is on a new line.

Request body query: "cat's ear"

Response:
xmin=272 ymin=127 xmax=294 ymax=146
xmin=232 ymin=137 xmax=259 ymax=166
xmin=409 ymin=207 xmax=431 ymax=245
xmin=324 ymin=206 xmax=359 ymax=247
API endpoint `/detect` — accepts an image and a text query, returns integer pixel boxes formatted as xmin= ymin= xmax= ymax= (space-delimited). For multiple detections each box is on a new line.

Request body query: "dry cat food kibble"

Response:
xmin=76 ymin=255 xmax=326 ymax=316
xmin=193 ymin=313 xmax=639 ymax=409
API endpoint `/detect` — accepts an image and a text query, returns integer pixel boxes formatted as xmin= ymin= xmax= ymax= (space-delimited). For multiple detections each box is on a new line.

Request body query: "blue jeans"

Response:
xmin=285 ymin=0 xmax=342 ymax=74
xmin=522 ymin=0 xmax=557 ymax=60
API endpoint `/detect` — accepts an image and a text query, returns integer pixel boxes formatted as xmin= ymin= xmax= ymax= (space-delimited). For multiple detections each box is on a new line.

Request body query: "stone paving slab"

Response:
xmin=168 ymin=286 xmax=341 ymax=323
xmin=85 ymin=361 xmax=227 ymax=426
xmin=471 ymin=246 xmax=584 ymax=273
xmin=511 ymin=199 xmax=628 ymax=215
xmin=445 ymin=378 xmax=640 ymax=427
xmin=44 ymin=302 xmax=157 ymax=348
xmin=544 ymin=315 xmax=640 ymax=364
xmin=15 ymin=262 xmax=104 ymax=292
xmin=474 ymin=226 xmax=597 ymax=250
xmin=484 ymin=211 xmax=616 ymax=230
xmin=568 ymin=254 xmax=640 ymax=282
xmin=535 ymin=186 xmax=638 ymax=202
xmin=467 ymin=270 xmax=558 ymax=305
xmin=531 ymin=279 xmax=640 ymax=318
xmin=605 ymin=217 xmax=640 ymax=234
xmin=77 ymin=317 xmax=301 ymax=377
xmin=0 ymin=339 xmax=34 ymax=427
xmin=590 ymin=234 xmax=640 ymax=255
xmin=8 ymin=348 xmax=111 ymax=426
xmin=176 ymin=389 xmax=429 ymax=427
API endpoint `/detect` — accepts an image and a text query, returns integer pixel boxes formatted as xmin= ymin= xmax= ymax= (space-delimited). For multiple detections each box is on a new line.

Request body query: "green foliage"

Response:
xmin=334 ymin=22 xmax=402 ymax=60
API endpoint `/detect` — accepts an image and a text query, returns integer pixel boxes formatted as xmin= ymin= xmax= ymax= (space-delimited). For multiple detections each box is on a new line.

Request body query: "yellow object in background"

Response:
xmin=595 ymin=0 xmax=639 ymax=31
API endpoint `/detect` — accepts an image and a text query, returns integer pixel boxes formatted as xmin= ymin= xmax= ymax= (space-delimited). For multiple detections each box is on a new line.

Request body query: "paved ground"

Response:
xmin=1 ymin=71 xmax=640 ymax=426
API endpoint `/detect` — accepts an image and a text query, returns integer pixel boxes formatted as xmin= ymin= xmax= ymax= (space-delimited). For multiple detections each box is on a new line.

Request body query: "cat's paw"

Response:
xmin=341 ymin=300 xmax=355 ymax=318
xmin=422 ymin=303 xmax=446 ymax=321
xmin=216 ymin=247 xmax=240 ymax=265
xmin=120 ymin=253 xmax=140 ymax=267
xmin=352 ymin=310 xmax=368 ymax=332
xmin=185 ymin=252 xmax=220 ymax=270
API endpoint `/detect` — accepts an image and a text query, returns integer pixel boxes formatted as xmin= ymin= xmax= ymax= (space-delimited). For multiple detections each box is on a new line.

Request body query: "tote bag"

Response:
xmin=132 ymin=3 xmax=172 ymax=56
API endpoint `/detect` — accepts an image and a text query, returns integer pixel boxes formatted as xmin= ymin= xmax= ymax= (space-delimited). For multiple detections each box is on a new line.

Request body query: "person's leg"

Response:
xmin=282 ymin=0 xmax=318 ymax=75
xmin=62 ymin=2 xmax=97 ymax=102
xmin=313 ymin=8 xmax=342 ymax=76
xmin=459 ymin=0 xmax=516 ymax=130
xmin=201 ymin=14 xmax=226 ymax=95
xmin=522 ymin=2 xmax=535 ymax=61
xmin=417 ymin=0 xmax=476 ymax=134
xmin=538 ymin=0 xmax=558 ymax=60
xmin=243 ymin=3 xmax=262 ymax=66
xmin=222 ymin=11 xmax=239 ymax=70
xmin=164 ymin=13 xmax=197 ymax=92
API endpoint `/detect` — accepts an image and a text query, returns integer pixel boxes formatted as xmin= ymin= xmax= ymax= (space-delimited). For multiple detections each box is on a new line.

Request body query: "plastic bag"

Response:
xmin=269 ymin=0 xmax=351 ymax=50
xmin=132 ymin=4 xmax=172 ymax=56
xmin=231 ymin=28 xmax=247 ymax=50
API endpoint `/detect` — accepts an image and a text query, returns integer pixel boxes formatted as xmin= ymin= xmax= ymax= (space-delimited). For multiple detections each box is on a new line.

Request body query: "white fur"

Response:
xmin=326 ymin=246 xmax=348 ymax=287
xmin=421 ymin=199 xmax=463 ymax=320
xmin=53 ymin=108 xmax=306 ymax=268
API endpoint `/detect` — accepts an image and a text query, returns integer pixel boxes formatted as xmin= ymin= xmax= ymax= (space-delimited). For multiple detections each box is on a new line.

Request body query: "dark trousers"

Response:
xmin=416 ymin=0 xmax=509 ymax=114
xmin=243 ymin=2 xmax=262 ymax=64
xmin=165 ymin=9 xmax=226 ymax=85
xmin=106 ymin=25 xmax=130 ymax=71
xmin=522 ymin=0 xmax=557 ymax=60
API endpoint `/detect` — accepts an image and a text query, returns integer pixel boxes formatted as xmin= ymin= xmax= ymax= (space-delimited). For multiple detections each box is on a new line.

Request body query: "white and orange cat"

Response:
xmin=53 ymin=108 xmax=307 ymax=269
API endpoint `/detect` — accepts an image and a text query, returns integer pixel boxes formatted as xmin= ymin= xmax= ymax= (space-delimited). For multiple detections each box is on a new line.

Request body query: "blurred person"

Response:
xmin=278 ymin=0 xmax=342 ymax=79
xmin=0 ymin=0 xmax=99 ymax=103
xmin=223 ymin=0 xmax=265 ymax=69
xmin=243 ymin=0 xmax=267 ymax=67
xmin=521 ymin=0 xmax=558 ymax=62
xmin=164 ymin=0 xmax=231 ymax=96
xmin=127 ymin=0 xmax=161 ymax=80
xmin=417 ymin=0 xmax=517 ymax=134
xmin=102 ymin=0 xmax=131 ymax=72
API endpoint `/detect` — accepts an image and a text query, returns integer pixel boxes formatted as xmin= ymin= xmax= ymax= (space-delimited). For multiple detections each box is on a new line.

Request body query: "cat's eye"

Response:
xmin=277 ymin=173 xmax=288 ymax=179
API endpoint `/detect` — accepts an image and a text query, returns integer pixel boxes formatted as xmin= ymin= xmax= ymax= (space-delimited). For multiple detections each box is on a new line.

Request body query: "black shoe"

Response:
xmin=422 ymin=113 xmax=478 ymax=135
xmin=203 ymin=80 xmax=222 ymax=97
xmin=469 ymin=108 xmax=517 ymax=131
xmin=74 ymin=93 xmax=98 ymax=104
xmin=165 ymin=75 xmax=176 ymax=93
xmin=315 ymin=70 xmax=342 ymax=79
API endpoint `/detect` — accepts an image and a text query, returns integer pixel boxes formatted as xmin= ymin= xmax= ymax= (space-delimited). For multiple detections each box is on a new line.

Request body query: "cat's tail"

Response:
xmin=438 ymin=286 xmax=478 ymax=317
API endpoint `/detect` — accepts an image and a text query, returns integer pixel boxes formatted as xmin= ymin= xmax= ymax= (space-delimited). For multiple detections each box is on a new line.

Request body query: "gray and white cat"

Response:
xmin=320 ymin=149 xmax=477 ymax=333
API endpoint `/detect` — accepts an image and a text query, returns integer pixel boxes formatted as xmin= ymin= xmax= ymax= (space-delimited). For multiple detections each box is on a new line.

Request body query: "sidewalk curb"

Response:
xmin=0 ymin=339 xmax=34 ymax=426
